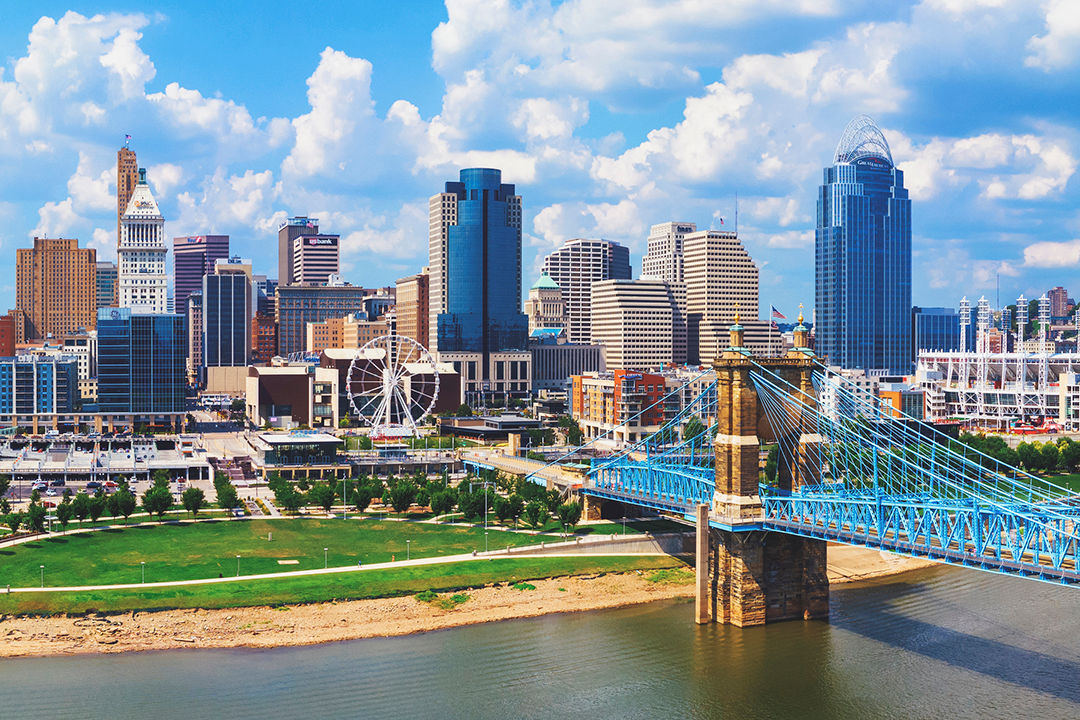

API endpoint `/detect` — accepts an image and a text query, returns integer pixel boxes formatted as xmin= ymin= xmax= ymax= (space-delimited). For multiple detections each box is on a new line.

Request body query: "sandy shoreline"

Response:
xmin=0 ymin=547 xmax=936 ymax=658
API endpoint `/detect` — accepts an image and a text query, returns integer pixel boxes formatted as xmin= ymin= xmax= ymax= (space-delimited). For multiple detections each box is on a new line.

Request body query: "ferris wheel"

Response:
xmin=346 ymin=334 xmax=440 ymax=439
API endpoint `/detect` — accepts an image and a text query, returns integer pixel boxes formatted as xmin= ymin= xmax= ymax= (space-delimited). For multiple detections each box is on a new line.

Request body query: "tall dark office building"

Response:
xmin=173 ymin=235 xmax=229 ymax=313
xmin=432 ymin=168 xmax=528 ymax=358
xmin=912 ymin=306 xmax=961 ymax=360
xmin=278 ymin=217 xmax=317 ymax=287
xmin=816 ymin=115 xmax=912 ymax=374
xmin=203 ymin=262 xmax=252 ymax=367
xmin=97 ymin=308 xmax=186 ymax=414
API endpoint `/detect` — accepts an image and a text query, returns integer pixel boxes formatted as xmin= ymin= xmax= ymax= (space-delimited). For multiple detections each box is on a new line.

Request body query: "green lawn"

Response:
xmin=1045 ymin=473 xmax=1080 ymax=493
xmin=0 ymin=556 xmax=685 ymax=616
xmin=0 ymin=518 xmax=587 ymax=588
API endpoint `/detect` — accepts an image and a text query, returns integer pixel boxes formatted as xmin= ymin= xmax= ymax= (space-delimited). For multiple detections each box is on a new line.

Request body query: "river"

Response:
xmin=2 ymin=565 xmax=1079 ymax=719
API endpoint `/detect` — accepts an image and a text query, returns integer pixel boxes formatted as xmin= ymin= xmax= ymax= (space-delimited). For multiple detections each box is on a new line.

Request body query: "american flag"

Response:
xmin=771 ymin=305 xmax=787 ymax=320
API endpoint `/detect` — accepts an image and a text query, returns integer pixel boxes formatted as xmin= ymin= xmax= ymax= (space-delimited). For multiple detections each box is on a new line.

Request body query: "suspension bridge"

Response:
xmin=575 ymin=319 xmax=1080 ymax=626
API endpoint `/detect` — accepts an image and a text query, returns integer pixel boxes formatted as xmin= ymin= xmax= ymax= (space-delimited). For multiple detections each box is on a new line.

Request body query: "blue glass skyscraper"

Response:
xmin=816 ymin=115 xmax=912 ymax=374
xmin=436 ymin=168 xmax=528 ymax=359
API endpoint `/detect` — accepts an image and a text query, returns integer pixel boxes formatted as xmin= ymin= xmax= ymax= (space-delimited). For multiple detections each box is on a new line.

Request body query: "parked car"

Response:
xmin=86 ymin=481 xmax=102 ymax=490
xmin=31 ymin=481 xmax=47 ymax=491
xmin=45 ymin=488 xmax=57 ymax=496
xmin=102 ymin=480 xmax=118 ymax=490
xmin=49 ymin=478 xmax=66 ymax=487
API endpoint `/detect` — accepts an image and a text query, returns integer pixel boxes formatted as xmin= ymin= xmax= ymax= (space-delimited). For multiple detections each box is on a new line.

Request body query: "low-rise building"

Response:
xmin=245 ymin=362 xmax=339 ymax=430
xmin=529 ymin=327 xmax=604 ymax=393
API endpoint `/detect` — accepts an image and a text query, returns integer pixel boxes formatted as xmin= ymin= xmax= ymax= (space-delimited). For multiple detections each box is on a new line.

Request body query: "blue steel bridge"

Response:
xmin=582 ymin=355 xmax=1080 ymax=589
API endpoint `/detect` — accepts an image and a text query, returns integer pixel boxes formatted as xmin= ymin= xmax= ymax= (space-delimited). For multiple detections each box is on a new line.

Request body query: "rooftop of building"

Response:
xmin=531 ymin=273 xmax=560 ymax=290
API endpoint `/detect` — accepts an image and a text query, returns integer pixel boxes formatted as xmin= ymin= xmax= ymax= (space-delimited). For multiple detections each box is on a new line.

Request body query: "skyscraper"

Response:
xmin=203 ymin=258 xmax=253 ymax=368
xmin=16 ymin=237 xmax=97 ymax=339
xmin=292 ymin=234 xmax=340 ymax=284
xmin=396 ymin=270 xmax=429 ymax=348
xmin=278 ymin=216 xmax=318 ymax=287
xmin=591 ymin=278 xmax=686 ymax=370
xmin=173 ymin=235 xmax=229 ymax=313
xmin=540 ymin=237 xmax=632 ymax=344
xmin=96 ymin=261 xmax=117 ymax=310
xmin=683 ymin=229 xmax=772 ymax=362
xmin=97 ymin=307 xmax=186 ymax=416
xmin=642 ymin=221 xmax=695 ymax=282
xmin=431 ymin=168 xmax=526 ymax=356
xmin=117 ymin=144 xmax=138 ymax=253
xmin=816 ymin=115 xmax=911 ymax=374
xmin=118 ymin=169 xmax=168 ymax=314
xmin=1048 ymin=286 xmax=1069 ymax=319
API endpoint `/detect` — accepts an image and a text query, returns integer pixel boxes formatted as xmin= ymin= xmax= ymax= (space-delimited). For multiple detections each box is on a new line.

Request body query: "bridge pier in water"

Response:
xmin=696 ymin=319 xmax=829 ymax=626
xmin=695 ymin=503 xmax=828 ymax=626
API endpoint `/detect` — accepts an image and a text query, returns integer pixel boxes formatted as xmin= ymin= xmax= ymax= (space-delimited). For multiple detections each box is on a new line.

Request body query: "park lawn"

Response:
xmin=0 ymin=555 xmax=684 ymax=616
xmin=1045 ymin=473 xmax=1080 ymax=493
xmin=0 ymin=518 xmax=568 ymax=588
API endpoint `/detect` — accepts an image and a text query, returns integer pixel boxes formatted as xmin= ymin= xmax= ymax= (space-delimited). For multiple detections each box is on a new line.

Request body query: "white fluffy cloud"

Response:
xmin=1023 ymin=238 xmax=1080 ymax=268
xmin=1026 ymin=0 xmax=1080 ymax=70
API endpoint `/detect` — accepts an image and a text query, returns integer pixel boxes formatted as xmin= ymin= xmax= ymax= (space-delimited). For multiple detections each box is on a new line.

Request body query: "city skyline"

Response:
xmin=0 ymin=3 xmax=1077 ymax=318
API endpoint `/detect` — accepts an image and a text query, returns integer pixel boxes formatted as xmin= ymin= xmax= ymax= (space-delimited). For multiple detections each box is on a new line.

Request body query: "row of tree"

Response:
xmin=957 ymin=432 xmax=1080 ymax=476
xmin=267 ymin=468 xmax=584 ymax=534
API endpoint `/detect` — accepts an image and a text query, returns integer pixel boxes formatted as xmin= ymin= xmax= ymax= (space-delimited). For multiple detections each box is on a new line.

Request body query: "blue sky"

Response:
xmin=0 ymin=1 xmax=1078 ymax=319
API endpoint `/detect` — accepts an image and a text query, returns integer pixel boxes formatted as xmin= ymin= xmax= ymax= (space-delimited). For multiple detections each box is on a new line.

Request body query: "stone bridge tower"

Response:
xmin=695 ymin=311 xmax=829 ymax=626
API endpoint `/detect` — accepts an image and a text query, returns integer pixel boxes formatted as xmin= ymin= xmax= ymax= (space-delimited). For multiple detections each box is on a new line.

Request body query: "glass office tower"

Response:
xmin=436 ymin=168 xmax=528 ymax=359
xmin=97 ymin=308 xmax=186 ymax=414
xmin=816 ymin=115 xmax=912 ymax=374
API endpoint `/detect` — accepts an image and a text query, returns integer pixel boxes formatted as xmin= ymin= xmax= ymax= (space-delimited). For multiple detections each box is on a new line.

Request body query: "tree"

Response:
xmin=1016 ymin=442 xmax=1038 ymax=472
xmin=544 ymin=488 xmax=562 ymax=514
xmin=457 ymin=489 xmax=486 ymax=521
xmin=114 ymin=488 xmax=136 ymax=521
xmin=556 ymin=501 xmax=583 ymax=536
xmin=353 ymin=484 xmax=374 ymax=513
xmin=152 ymin=469 xmax=171 ymax=488
xmin=493 ymin=495 xmax=513 ymax=525
xmin=55 ymin=502 xmax=74 ymax=532
xmin=182 ymin=487 xmax=206 ymax=519
xmin=1040 ymin=442 xmax=1061 ymax=474
xmin=26 ymin=503 xmax=46 ymax=532
xmin=506 ymin=494 xmax=525 ymax=527
xmin=558 ymin=415 xmax=583 ymax=446
xmin=430 ymin=489 xmax=456 ymax=518
xmin=71 ymin=492 xmax=91 ymax=525
xmin=0 ymin=474 xmax=10 ymax=498
xmin=388 ymin=481 xmax=418 ymax=514
xmin=0 ymin=498 xmax=9 ymax=516
xmin=5 ymin=511 xmax=23 ymax=534
xmin=216 ymin=483 xmax=241 ymax=511
xmin=1062 ymin=440 xmax=1080 ymax=473
xmin=88 ymin=494 xmax=106 ymax=523
xmin=454 ymin=403 xmax=473 ymax=417
xmin=415 ymin=487 xmax=430 ymax=509
xmin=354 ymin=435 xmax=373 ymax=451
xmin=273 ymin=484 xmax=304 ymax=515
xmin=142 ymin=486 xmax=172 ymax=521
xmin=523 ymin=500 xmax=547 ymax=530
xmin=682 ymin=416 xmax=706 ymax=442
xmin=307 ymin=483 xmax=336 ymax=514
xmin=30 ymin=488 xmax=40 ymax=504
xmin=764 ymin=445 xmax=779 ymax=484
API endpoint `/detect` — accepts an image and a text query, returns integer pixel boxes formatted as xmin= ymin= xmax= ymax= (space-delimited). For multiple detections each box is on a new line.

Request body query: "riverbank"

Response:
xmin=0 ymin=546 xmax=937 ymax=657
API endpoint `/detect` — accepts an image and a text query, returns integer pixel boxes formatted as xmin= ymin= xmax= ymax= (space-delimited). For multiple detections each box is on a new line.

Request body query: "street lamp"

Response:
xmin=236 ymin=555 xmax=241 ymax=577
xmin=141 ymin=561 xmax=145 ymax=583
xmin=324 ymin=547 xmax=328 ymax=569
xmin=406 ymin=539 xmax=410 ymax=561
xmin=39 ymin=565 xmax=44 ymax=588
